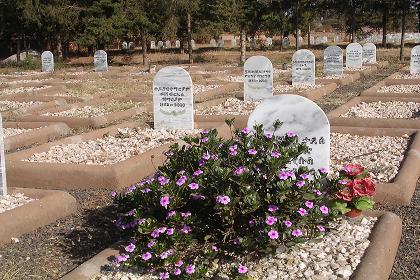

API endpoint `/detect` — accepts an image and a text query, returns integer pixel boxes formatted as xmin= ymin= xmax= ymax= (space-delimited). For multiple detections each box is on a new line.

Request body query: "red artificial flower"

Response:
xmin=336 ymin=186 xmax=354 ymax=201
xmin=351 ymin=178 xmax=376 ymax=197
xmin=343 ymin=164 xmax=364 ymax=176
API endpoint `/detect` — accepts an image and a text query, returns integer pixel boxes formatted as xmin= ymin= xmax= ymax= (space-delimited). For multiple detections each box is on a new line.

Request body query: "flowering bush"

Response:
xmin=112 ymin=121 xmax=367 ymax=279
xmin=328 ymin=164 xmax=376 ymax=214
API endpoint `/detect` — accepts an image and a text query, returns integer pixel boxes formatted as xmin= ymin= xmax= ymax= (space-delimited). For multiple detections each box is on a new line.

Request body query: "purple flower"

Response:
xmin=317 ymin=225 xmax=326 ymax=232
xmin=201 ymin=137 xmax=209 ymax=143
xmin=189 ymin=182 xmax=199 ymax=190
xmin=125 ymin=243 xmax=136 ymax=253
xmin=201 ymin=129 xmax=209 ymax=135
xmin=216 ymin=195 xmax=231 ymax=205
xmin=233 ymin=238 xmax=241 ymax=245
xmin=314 ymin=190 xmax=322 ymax=196
xmin=242 ymin=127 xmax=251 ymax=135
xmin=159 ymin=272 xmax=169 ymax=279
xmin=181 ymin=212 xmax=191 ymax=218
xmin=268 ymin=230 xmax=279 ymax=240
xmin=248 ymin=149 xmax=257 ymax=155
xmin=211 ymin=245 xmax=218 ymax=251
xmin=265 ymin=132 xmax=273 ymax=139
xmin=212 ymin=154 xmax=219 ymax=160
xmin=202 ymin=152 xmax=211 ymax=161
xmin=176 ymin=175 xmax=187 ymax=186
xmin=271 ymin=151 xmax=281 ymax=158
xmin=319 ymin=167 xmax=328 ymax=174
xmin=142 ymin=252 xmax=152 ymax=261
xmin=173 ymin=268 xmax=182 ymax=276
xmin=167 ymin=210 xmax=176 ymax=218
xmin=160 ymin=250 xmax=173 ymax=259
xmin=249 ymin=219 xmax=256 ymax=226
xmin=198 ymin=159 xmax=206 ymax=166
xmin=296 ymin=181 xmax=305 ymax=187
xmin=233 ymin=166 xmax=246 ymax=176
xmin=147 ymin=240 xmax=155 ymax=248
xmin=238 ymin=265 xmax=248 ymax=274
xmin=339 ymin=179 xmax=348 ymax=185
xmin=110 ymin=191 xmax=117 ymax=197
xmin=229 ymin=145 xmax=238 ymax=156
xmin=158 ymin=176 xmax=170 ymax=186
xmin=268 ymin=205 xmax=279 ymax=212
xmin=166 ymin=228 xmax=175 ymax=235
xmin=175 ymin=260 xmax=184 ymax=267
xmin=287 ymin=131 xmax=296 ymax=137
xmin=193 ymin=169 xmax=204 ymax=177
xmin=292 ymin=229 xmax=303 ymax=237
xmin=278 ymin=171 xmax=290 ymax=180
xmin=151 ymin=229 xmax=160 ymax=238
xmin=141 ymin=188 xmax=151 ymax=193
xmin=116 ymin=253 xmax=129 ymax=263
xmin=320 ymin=205 xmax=329 ymax=214
xmin=284 ymin=220 xmax=293 ymax=228
xmin=192 ymin=194 xmax=206 ymax=200
xmin=158 ymin=227 xmax=167 ymax=233
xmin=160 ymin=196 xmax=170 ymax=208
xmin=185 ymin=264 xmax=195 ymax=274
xmin=305 ymin=201 xmax=314 ymax=209
xmin=265 ymin=216 xmax=278 ymax=226
xmin=298 ymin=208 xmax=308 ymax=216
xmin=300 ymin=173 xmax=310 ymax=180
xmin=180 ymin=224 xmax=191 ymax=234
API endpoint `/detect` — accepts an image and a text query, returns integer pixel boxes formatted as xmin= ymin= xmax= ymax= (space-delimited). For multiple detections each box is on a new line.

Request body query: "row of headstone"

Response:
xmin=122 ymin=42 xmax=135 ymax=50
xmin=150 ymin=40 xmax=182 ymax=50
xmin=410 ymin=45 xmax=420 ymax=74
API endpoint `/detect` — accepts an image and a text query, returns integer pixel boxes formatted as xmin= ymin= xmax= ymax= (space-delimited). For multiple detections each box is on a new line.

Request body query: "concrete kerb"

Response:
xmin=327 ymin=96 xmax=420 ymax=129
xmin=59 ymin=211 xmax=402 ymax=280
xmin=331 ymin=126 xmax=420 ymax=205
xmin=6 ymin=121 xmax=231 ymax=190
xmin=0 ymin=187 xmax=78 ymax=246
xmin=4 ymin=122 xmax=71 ymax=153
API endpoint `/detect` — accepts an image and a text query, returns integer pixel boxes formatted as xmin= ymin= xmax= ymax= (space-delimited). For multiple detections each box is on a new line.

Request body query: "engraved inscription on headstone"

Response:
xmin=292 ymin=49 xmax=316 ymax=86
xmin=41 ymin=51 xmax=54 ymax=73
xmin=153 ymin=66 xmax=194 ymax=130
xmin=0 ymin=114 xmax=7 ymax=196
xmin=410 ymin=45 xmax=420 ymax=75
xmin=248 ymin=95 xmax=330 ymax=171
xmin=324 ymin=46 xmax=343 ymax=76
xmin=346 ymin=43 xmax=363 ymax=69
xmin=363 ymin=43 xmax=377 ymax=64
xmin=244 ymin=56 xmax=273 ymax=101
xmin=94 ymin=50 xmax=108 ymax=72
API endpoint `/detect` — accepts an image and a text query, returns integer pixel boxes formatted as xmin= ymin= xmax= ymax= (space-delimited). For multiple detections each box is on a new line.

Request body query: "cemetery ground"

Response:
xmin=0 ymin=48 xmax=419 ymax=280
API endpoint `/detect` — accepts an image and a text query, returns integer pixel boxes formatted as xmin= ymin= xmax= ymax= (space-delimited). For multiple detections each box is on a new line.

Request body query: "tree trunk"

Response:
xmin=295 ymin=0 xmax=299 ymax=51
xmin=400 ymin=1 xmax=407 ymax=62
xmin=16 ymin=37 xmax=21 ymax=63
xmin=307 ymin=23 xmax=311 ymax=48
xmin=240 ymin=26 xmax=246 ymax=63
xmin=141 ymin=30 xmax=148 ymax=66
xmin=57 ymin=33 xmax=63 ymax=58
xmin=382 ymin=1 xmax=388 ymax=47
xmin=351 ymin=0 xmax=356 ymax=42
xmin=280 ymin=19 xmax=284 ymax=52
xmin=23 ymin=34 xmax=28 ymax=56
xmin=187 ymin=12 xmax=193 ymax=64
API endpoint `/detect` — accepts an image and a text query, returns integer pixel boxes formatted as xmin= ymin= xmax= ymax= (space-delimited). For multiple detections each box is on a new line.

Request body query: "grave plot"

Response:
xmin=3 ymin=122 xmax=70 ymax=152
xmin=59 ymin=211 xmax=402 ymax=280
xmin=0 ymin=95 xmax=66 ymax=119
xmin=273 ymin=82 xmax=338 ymax=101
xmin=6 ymin=121 xmax=230 ymax=190
xmin=0 ymin=84 xmax=53 ymax=96
xmin=331 ymin=127 xmax=420 ymax=205
xmin=317 ymin=72 xmax=361 ymax=86
xmin=386 ymin=69 xmax=420 ymax=83
xmin=0 ymin=187 xmax=78 ymax=246
xmin=328 ymin=97 xmax=420 ymax=129
xmin=194 ymin=82 xmax=241 ymax=103
xmin=17 ymin=97 xmax=150 ymax=128
xmin=362 ymin=78 xmax=420 ymax=98
xmin=1 ymin=77 xmax=55 ymax=87
xmin=31 ymin=84 xmax=94 ymax=103
xmin=343 ymin=62 xmax=389 ymax=78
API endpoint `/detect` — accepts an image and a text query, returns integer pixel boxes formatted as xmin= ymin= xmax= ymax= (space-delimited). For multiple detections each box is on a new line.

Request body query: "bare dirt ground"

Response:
xmin=0 ymin=49 xmax=418 ymax=280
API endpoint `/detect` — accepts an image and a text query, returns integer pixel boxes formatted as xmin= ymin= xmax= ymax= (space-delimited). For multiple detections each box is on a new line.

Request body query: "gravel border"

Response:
xmin=0 ymin=193 xmax=34 ymax=214
xmin=195 ymin=98 xmax=260 ymax=115
xmin=340 ymin=101 xmax=420 ymax=119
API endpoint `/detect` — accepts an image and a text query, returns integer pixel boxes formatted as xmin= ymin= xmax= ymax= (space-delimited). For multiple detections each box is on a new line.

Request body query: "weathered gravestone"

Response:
xmin=41 ymin=51 xmax=54 ymax=73
xmin=165 ymin=40 xmax=172 ymax=48
xmin=218 ymin=39 xmax=225 ymax=48
xmin=363 ymin=43 xmax=377 ymax=64
xmin=210 ymin=39 xmax=217 ymax=48
xmin=324 ymin=46 xmax=343 ymax=76
xmin=292 ymin=49 xmax=315 ymax=86
xmin=191 ymin=40 xmax=196 ymax=50
xmin=0 ymin=114 xmax=6 ymax=196
xmin=282 ymin=37 xmax=290 ymax=48
xmin=122 ymin=41 xmax=128 ymax=50
xmin=298 ymin=36 xmax=304 ymax=47
xmin=244 ymin=56 xmax=273 ymax=101
xmin=346 ymin=43 xmax=363 ymax=69
xmin=248 ymin=95 xmax=330 ymax=171
xmin=410 ymin=46 xmax=420 ymax=74
xmin=129 ymin=42 xmax=135 ymax=49
xmin=150 ymin=41 xmax=156 ymax=49
xmin=158 ymin=41 xmax=164 ymax=49
xmin=94 ymin=50 xmax=108 ymax=72
xmin=153 ymin=66 xmax=193 ymax=130
xmin=175 ymin=40 xmax=181 ymax=48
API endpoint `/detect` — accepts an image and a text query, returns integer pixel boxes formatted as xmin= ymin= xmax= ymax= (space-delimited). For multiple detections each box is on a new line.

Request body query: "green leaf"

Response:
xmin=353 ymin=197 xmax=375 ymax=211
xmin=330 ymin=200 xmax=351 ymax=214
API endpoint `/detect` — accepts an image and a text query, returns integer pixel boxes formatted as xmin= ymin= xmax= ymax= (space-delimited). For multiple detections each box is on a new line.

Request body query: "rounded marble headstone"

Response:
xmin=410 ymin=46 xmax=420 ymax=75
xmin=324 ymin=46 xmax=343 ymax=76
xmin=0 ymin=114 xmax=6 ymax=196
xmin=175 ymin=40 xmax=181 ymax=48
xmin=218 ymin=39 xmax=224 ymax=48
xmin=362 ymin=43 xmax=377 ymax=65
xmin=210 ymin=39 xmax=217 ymax=47
xmin=41 ymin=51 xmax=54 ymax=73
xmin=153 ymin=66 xmax=193 ymax=130
xmin=244 ymin=56 xmax=273 ymax=101
xmin=122 ymin=41 xmax=128 ymax=50
xmin=248 ymin=95 xmax=330 ymax=171
xmin=292 ymin=49 xmax=315 ymax=86
xmin=150 ymin=41 xmax=156 ymax=49
xmin=94 ymin=50 xmax=108 ymax=72
xmin=158 ymin=41 xmax=164 ymax=49
xmin=346 ymin=43 xmax=363 ymax=69
xmin=165 ymin=40 xmax=171 ymax=48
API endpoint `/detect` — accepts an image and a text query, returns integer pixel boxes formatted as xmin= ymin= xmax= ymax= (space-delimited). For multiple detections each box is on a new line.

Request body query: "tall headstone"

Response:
xmin=292 ymin=49 xmax=315 ymax=86
xmin=158 ymin=41 xmax=164 ymax=49
xmin=324 ymin=46 xmax=343 ymax=76
xmin=210 ymin=39 xmax=217 ymax=47
xmin=128 ymin=42 xmax=135 ymax=49
xmin=345 ymin=43 xmax=363 ymax=69
xmin=165 ymin=40 xmax=172 ymax=48
xmin=0 ymin=114 xmax=6 ymax=196
xmin=362 ymin=43 xmax=377 ymax=64
xmin=41 ymin=51 xmax=54 ymax=73
xmin=122 ymin=41 xmax=128 ymax=50
xmin=175 ymin=40 xmax=181 ymax=48
xmin=94 ymin=50 xmax=108 ymax=72
xmin=151 ymin=41 xmax=156 ymax=49
xmin=244 ymin=56 xmax=273 ymax=101
xmin=298 ymin=36 xmax=304 ymax=47
xmin=248 ymin=95 xmax=330 ymax=171
xmin=218 ymin=39 xmax=225 ymax=48
xmin=153 ymin=66 xmax=193 ymax=130
xmin=410 ymin=45 xmax=420 ymax=74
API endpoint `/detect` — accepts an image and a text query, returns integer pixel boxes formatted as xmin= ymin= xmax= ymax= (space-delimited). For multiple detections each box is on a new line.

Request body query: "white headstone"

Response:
xmin=122 ymin=41 xmax=128 ymax=50
xmin=248 ymin=95 xmax=330 ymax=171
xmin=410 ymin=46 xmax=420 ymax=74
xmin=41 ymin=51 xmax=54 ymax=73
xmin=153 ymin=66 xmax=193 ymax=130
xmin=191 ymin=40 xmax=196 ymax=50
xmin=322 ymin=36 xmax=328 ymax=44
xmin=175 ymin=40 xmax=181 ymax=48
xmin=282 ymin=37 xmax=290 ymax=48
xmin=94 ymin=50 xmax=108 ymax=72
xmin=151 ymin=41 xmax=156 ymax=49
xmin=210 ymin=39 xmax=217 ymax=47
xmin=292 ymin=49 xmax=315 ymax=86
xmin=158 ymin=41 xmax=164 ymax=49
xmin=0 ymin=114 xmax=6 ymax=196
xmin=298 ymin=36 xmax=303 ymax=47
xmin=324 ymin=46 xmax=343 ymax=76
xmin=129 ymin=42 xmax=135 ymax=49
xmin=266 ymin=37 xmax=273 ymax=47
xmin=165 ymin=40 xmax=171 ymax=48
xmin=218 ymin=39 xmax=224 ymax=48
xmin=310 ymin=36 xmax=314 ymax=45
xmin=345 ymin=43 xmax=363 ymax=69
xmin=244 ymin=56 xmax=273 ymax=101
xmin=363 ymin=43 xmax=377 ymax=64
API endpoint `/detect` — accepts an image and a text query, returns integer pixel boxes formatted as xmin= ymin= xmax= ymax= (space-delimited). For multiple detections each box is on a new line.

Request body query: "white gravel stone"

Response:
xmin=331 ymin=133 xmax=410 ymax=182
xmin=91 ymin=217 xmax=377 ymax=280
xmin=0 ymin=100 xmax=43 ymax=113
xmin=195 ymin=98 xmax=260 ymax=115
xmin=274 ymin=84 xmax=322 ymax=93
xmin=3 ymin=128 xmax=33 ymax=138
xmin=341 ymin=101 xmax=420 ymax=119
xmin=0 ymin=193 xmax=35 ymax=214
xmin=377 ymin=84 xmax=420 ymax=94
xmin=219 ymin=75 xmax=243 ymax=83
xmin=194 ymin=84 xmax=222 ymax=95
xmin=344 ymin=66 xmax=370 ymax=71
xmin=5 ymin=78 xmax=53 ymax=85
xmin=317 ymin=74 xmax=352 ymax=80
xmin=0 ymin=71 xmax=45 ymax=78
xmin=393 ymin=73 xmax=420 ymax=79
xmin=24 ymin=128 xmax=200 ymax=165
xmin=1 ymin=85 xmax=52 ymax=95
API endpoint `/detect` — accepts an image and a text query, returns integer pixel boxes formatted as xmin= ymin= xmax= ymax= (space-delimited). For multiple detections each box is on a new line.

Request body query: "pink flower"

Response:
xmin=298 ymin=208 xmax=308 ymax=216
xmin=242 ymin=127 xmax=251 ymax=135
xmin=110 ymin=191 xmax=117 ymax=197
xmin=173 ymin=268 xmax=182 ymax=276
xmin=202 ymin=152 xmax=211 ymax=160
xmin=201 ymin=137 xmax=209 ymax=143
xmin=300 ymin=173 xmax=310 ymax=180
xmin=292 ymin=229 xmax=303 ymax=237
xmin=185 ymin=264 xmax=195 ymax=274
xmin=151 ymin=229 xmax=160 ymax=238
xmin=265 ymin=216 xmax=278 ymax=226
xmin=142 ymin=252 xmax=152 ymax=261
xmin=147 ymin=240 xmax=155 ymax=248
xmin=305 ymin=201 xmax=314 ymax=209
xmin=248 ymin=149 xmax=257 ymax=155
xmin=317 ymin=225 xmax=326 ymax=232
xmin=229 ymin=145 xmax=238 ymax=156
xmin=314 ymin=190 xmax=322 ymax=196
xmin=283 ymin=220 xmax=293 ymax=228
xmin=124 ymin=243 xmax=135 ymax=253
xmin=175 ymin=260 xmax=184 ymax=267
xmin=234 ymin=166 xmax=246 ymax=176
xmin=116 ymin=254 xmax=129 ymax=263
xmin=268 ymin=205 xmax=279 ymax=212
xmin=160 ymin=196 xmax=170 ymax=208
xmin=166 ymin=228 xmax=175 ymax=235
xmin=176 ymin=175 xmax=187 ymax=186
xmin=296 ymin=181 xmax=305 ymax=187
xmin=158 ymin=176 xmax=170 ymax=186
xmin=271 ymin=151 xmax=281 ymax=158
xmin=193 ymin=169 xmax=203 ymax=177
xmin=339 ymin=179 xmax=348 ymax=185
xmin=180 ymin=224 xmax=191 ymax=234
xmin=265 ymin=132 xmax=273 ymax=139
xmin=167 ymin=210 xmax=176 ymax=218
xmin=181 ymin=212 xmax=191 ymax=218
xmin=278 ymin=171 xmax=290 ymax=180
xmin=320 ymin=205 xmax=329 ymax=214
xmin=211 ymin=245 xmax=218 ymax=251
xmin=158 ymin=227 xmax=167 ymax=233
xmin=216 ymin=195 xmax=231 ymax=205
xmin=319 ymin=168 xmax=328 ymax=174
xmin=287 ymin=131 xmax=296 ymax=137
xmin=268 ymin=230 xmax=279 ymax=240
xmin=238 ymin=265 xmax=248 ymax=274
xmin=159 ymin=272 xmax=169 ymax=279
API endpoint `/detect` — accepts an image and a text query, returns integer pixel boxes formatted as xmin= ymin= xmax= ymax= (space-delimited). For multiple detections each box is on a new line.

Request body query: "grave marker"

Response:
xmin=151 ymin=41 xmax=156 ymax=49
xmin=94 ymin=50 xmax=108 ymax=72
xmin=244 ymin=56 xmax=273 ymax=101
xmin=231 ymin=38 xmax=237 ymax=48
xmin=363 ymin=43 xmax=377 ymax=64
xmin=165 ymin=40 xmax=172 ymax=48
xmin=266 ymin=37 xmax=273 ymax=47
xmin=210 ymin=39 xmax=217 ymax=47
xmin=324 ymin=46 xmax=343 ymax=76
xmin=129 ymin=42 xmax=135 ymax=49
xmin=153 ymin=66 xmax=193 ymax=130
xmin=175 ymin=40 xmax=181 ymax=48
xmin=158 ymin=41 xmax=164 ymax=49
xmin=122 ymin=41 xmax=128 ymax=50
xmin=191 ymin=40 xmax=196 ymax=50
xmin=410 ymin=45 xmax=420 ymax=74
xmin=346 ymin=43 xmax=363 ymax=69
xmin=248 ymin=95 xmax=330 ymax=171
xmin=218 ymin=39 xmax=225 ymax=48
xmin=41 ymin=51 xmax=54 ymax=73
xmin=292 ymin=49 xmax=315 ymax=86
xmin=282 ymin=37 xmax=290 ymax=48
xmin=0 ymin=114 xmax=6 ymax=196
